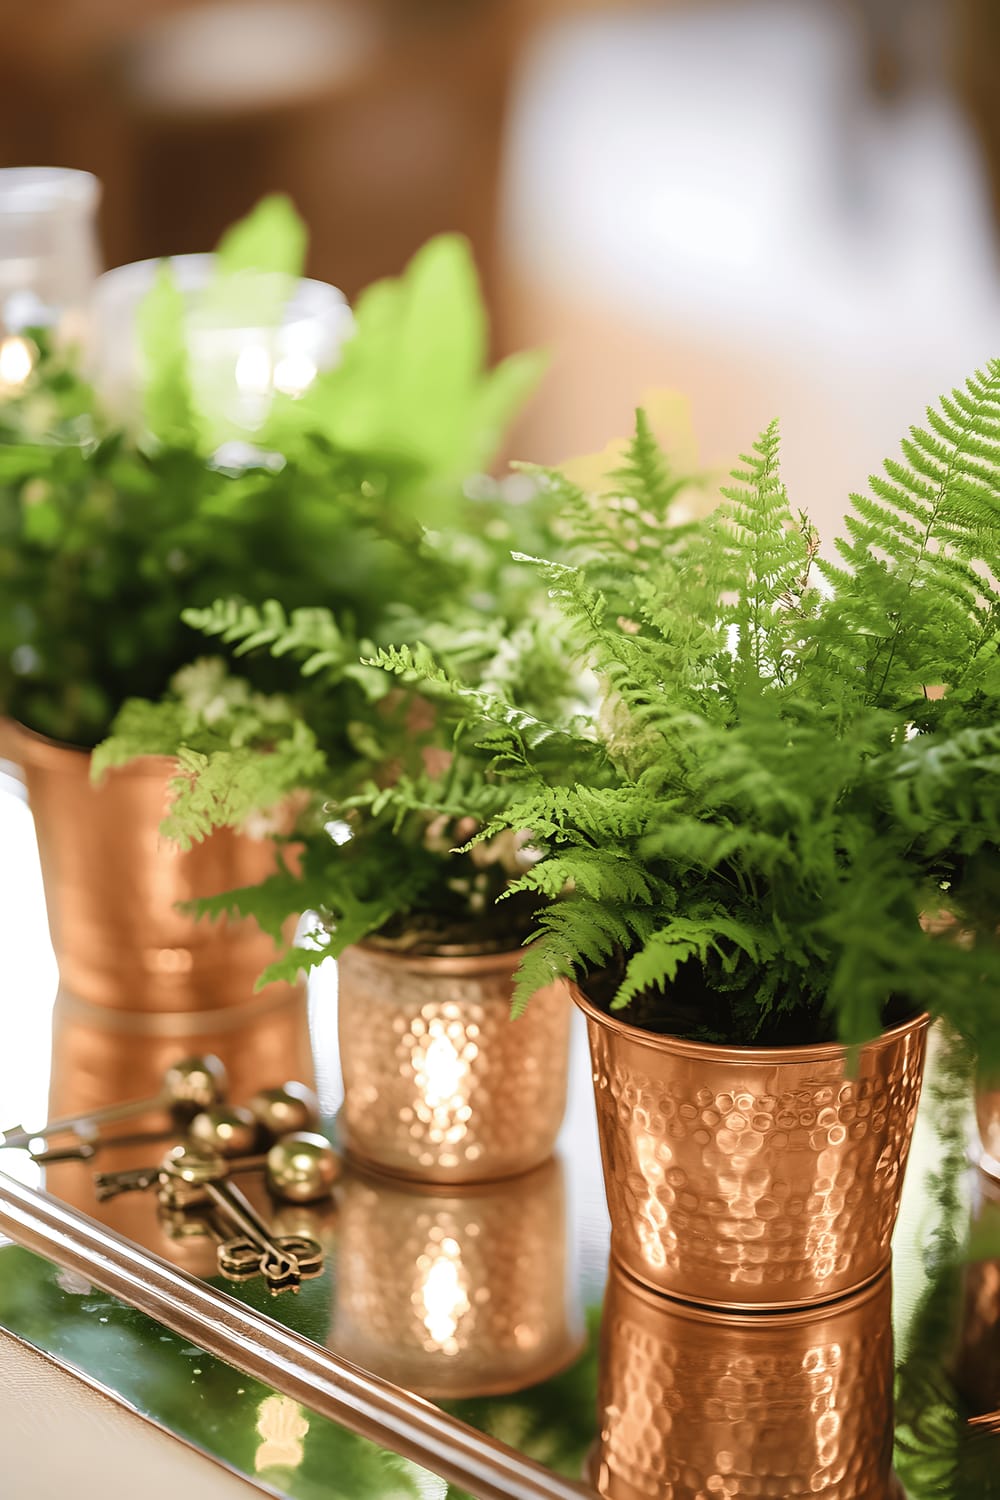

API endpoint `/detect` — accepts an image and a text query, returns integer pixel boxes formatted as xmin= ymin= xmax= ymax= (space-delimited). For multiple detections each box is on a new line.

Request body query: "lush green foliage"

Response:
xmin=99 ymin=585 xmax=578 ymax=985
xmin=0 ymin=199 xmax=542 ymax=746
xmin=374 ymin=370 xmax=1000 ymax=1051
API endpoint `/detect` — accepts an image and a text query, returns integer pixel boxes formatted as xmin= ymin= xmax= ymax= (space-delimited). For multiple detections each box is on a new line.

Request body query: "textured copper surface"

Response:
xmin=332 ymin=1157 xmax=583 ymax=1399
xmin=9 ymin=721 xmax=300 ymax=1012
xmin=954 ymin=1168 xmax=1000 ymax=1417
xmin=337 ymin=945 xmax=571 ymax=1183
xmin=593 ymin=1262 xmax=895 ymax=1500
xmin=975 ymin=1086 xmax=1000 ymax=1177
xmin=41 ymin=988 xmax=314 ymax=1270
xmin=577 ymin=988 xmax=929 ymax=1308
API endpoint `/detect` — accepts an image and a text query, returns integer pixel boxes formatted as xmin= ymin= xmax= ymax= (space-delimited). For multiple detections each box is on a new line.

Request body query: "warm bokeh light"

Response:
xmin=254 ymin=1394 xmax=309 ymax=1473
xmin=0 ymin=336 xmax=35 ymax=391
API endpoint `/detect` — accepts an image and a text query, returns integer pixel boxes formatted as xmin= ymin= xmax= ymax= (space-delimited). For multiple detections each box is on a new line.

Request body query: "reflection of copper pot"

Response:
xmin=953 ymin=1168 xmax=1000 ymax=1417
xmin=337 ymin=943 xmax=571 ymax=1183
xmin=593 ymin=1262 xmax=895 ymax=1500
xmin=975 ymin=1084 xmax=1000 ymax=1179
xmin=7 ymin=721 xmax=299 ymax=1012
xmin=42 ymin=987 xmax=315 ymax=1269
xmin=331 ymin=1157 xmax=583 ymax=1398
xmin=576 ymin=986 xmax=929 ymax=1309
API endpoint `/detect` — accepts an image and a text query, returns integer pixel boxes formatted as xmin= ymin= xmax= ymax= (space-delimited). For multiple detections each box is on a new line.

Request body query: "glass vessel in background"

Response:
xmin=0 ymin=167 xmax=102 ymax=351
xmin=91 ymin=252 xmax=353 ymax=442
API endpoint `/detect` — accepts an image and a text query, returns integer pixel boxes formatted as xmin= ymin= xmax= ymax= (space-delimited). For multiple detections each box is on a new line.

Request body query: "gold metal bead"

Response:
xmin=266 ymin=1132 xmax=340 ymax=1203
xmin=163 ymin=1055 xmax=228 ymax=1116
xmin=250 ymin=1082 xmax=319 ymax=1141
xmin=188 ymin=1105 xmax=259 ymax=1158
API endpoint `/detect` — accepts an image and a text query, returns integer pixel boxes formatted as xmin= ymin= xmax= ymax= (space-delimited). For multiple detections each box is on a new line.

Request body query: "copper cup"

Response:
xmin=331 ymin=1157 xmax=583 ymax=1399
xmin=593 ymin=1261 xmax=895 ymax=1500
xmin=41 ymin=986 xmax=315 ymax=1269
xmin=8 ymin=721 xmax=300 ymax=1012
xmin=576 ymin=986 xmax=929 ymax=1309
xmin=337 ymin=943 xmax=571 ymax=1183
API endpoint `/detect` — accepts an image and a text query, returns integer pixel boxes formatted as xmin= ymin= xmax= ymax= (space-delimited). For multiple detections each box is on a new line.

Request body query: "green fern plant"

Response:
xmin=93 ymin=395 xmax=683 ymax=983
xmin=373 ymin=372 xmax=1000 ymax=1055
xmin=97 ymin=539 xmax=585 ymax=986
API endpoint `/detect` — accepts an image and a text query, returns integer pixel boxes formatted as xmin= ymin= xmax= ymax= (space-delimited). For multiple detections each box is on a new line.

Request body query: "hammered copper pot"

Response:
xmin=592 ymin=1261 xmax=895 ymax=1500
xmin=576 ymin=987 xmax=929 ymax=1308
xmin=331 ymin=1157 xmax=583 ymax=1398
xmin=337 ymin=943 xmax=571 ymax=1183
xmin=6 ymin=721 xmax=300 ymax=1012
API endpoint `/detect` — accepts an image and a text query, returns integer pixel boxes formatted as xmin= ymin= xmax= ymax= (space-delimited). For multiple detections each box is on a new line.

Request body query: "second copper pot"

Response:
xmin=337 ymin=943 xmax=571 ymax=1184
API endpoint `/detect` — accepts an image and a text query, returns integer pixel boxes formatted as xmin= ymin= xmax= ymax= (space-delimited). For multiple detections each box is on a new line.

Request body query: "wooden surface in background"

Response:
xmin=0 ymin=0 xmax=532 ymax=320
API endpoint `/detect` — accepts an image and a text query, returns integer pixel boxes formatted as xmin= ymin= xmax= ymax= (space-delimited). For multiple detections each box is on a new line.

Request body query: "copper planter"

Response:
xmin=592 ymin=1261 xmax=895 ymax=1500
xmin=6 ymin=720 xmax=300 ymax=1012
xmin=332 ymin=1157 xmax=583 ymax=1398
xmin=337 ymin=943 xmax=571 ymax=1183
xmin=576 ymin=987 xmax=929 ymax=1308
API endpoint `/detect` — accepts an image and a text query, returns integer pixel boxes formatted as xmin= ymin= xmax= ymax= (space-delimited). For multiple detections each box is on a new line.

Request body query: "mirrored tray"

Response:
xmin=0 ymin=775 xmax=998 ymax=1500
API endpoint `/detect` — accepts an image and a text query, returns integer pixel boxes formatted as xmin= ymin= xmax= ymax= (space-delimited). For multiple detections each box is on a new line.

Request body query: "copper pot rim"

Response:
xmin=571 ymin=982 xmax=930 ymax=1064
xmin=3 ymin=717 xmax=178 ymax=777
xmin=607 ymin=1256 xmax=893 ymax=1328
xmin=351 ymin=939 xmax=527 ymax=980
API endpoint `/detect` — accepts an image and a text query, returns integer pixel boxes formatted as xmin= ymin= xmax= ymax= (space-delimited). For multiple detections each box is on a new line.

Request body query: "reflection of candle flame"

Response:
xmin=254 ymin=1394 xmax=309 ymax=1472
xmin=0 ymin=335 xmax=34 ymax=389
xmin=417 ymin=1235 xmax=470 ymax=1354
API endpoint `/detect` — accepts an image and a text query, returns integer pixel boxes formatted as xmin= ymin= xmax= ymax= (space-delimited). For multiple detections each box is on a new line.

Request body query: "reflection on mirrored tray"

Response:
xmin=3 ymin=946 xmax=1000 ymax=1496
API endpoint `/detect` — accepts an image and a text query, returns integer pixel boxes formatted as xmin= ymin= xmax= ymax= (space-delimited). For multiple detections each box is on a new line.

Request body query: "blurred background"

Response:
xmin=4 ymin=0 xmax=1000 ymax=530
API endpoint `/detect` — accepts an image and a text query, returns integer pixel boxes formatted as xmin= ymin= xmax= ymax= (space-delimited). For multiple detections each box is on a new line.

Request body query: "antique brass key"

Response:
xmin=157 ymin=1146 xmax=324 ymax=1294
